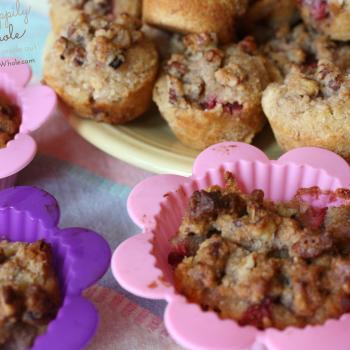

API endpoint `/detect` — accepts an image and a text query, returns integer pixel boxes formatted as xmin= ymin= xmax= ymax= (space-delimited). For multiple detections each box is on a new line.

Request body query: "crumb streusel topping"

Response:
xmin=164 ymin=33 xmax=272 ymax=116
xmin=170 ymin=174 xmax=350 ymax=330
xmin=263 ymin=24 xmax=350 ymax=77
xmin=57 ymin=13 xmax=143 ymax=70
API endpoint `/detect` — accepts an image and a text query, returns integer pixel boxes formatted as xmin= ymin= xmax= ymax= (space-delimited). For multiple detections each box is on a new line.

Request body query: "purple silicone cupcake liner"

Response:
xmin=0 ymin=186 xmax=111 ymax=350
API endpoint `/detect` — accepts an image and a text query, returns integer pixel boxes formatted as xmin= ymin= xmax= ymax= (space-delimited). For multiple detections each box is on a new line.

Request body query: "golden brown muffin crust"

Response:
xmin=153 ymin=34 xmax=272 ymax=149
xmin=44 ymin=13 xmax=159 ymax=124
xmin=143 ymin=0 xmax=248 ymax=43
xmin=262 ymin=59 xmax=350 ymax=161
xmin=115 ymin=0 xmax=142 ymax=17
xmin=263 ymin=24 xmax=350 ymax=78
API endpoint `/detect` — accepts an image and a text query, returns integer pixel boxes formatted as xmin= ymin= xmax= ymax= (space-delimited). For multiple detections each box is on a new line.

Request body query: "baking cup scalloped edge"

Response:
xmin=0 ymin=185 xmax=111 ymax=350
xmin=112 ymin=142 xmax=350 ymax=350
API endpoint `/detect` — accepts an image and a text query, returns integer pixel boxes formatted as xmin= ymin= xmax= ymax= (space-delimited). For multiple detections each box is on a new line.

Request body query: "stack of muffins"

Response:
xmin=44 ymin=0 xmax=350 ymax=162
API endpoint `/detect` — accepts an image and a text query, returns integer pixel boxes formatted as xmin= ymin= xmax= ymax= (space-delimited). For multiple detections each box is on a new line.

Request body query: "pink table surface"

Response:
xmin=33 ymin=111 xmax=152 ymax=188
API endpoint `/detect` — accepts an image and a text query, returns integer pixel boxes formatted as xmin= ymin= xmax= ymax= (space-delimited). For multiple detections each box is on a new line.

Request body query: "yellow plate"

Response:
xmin=65 ymin=105 xmax=283 ymax=176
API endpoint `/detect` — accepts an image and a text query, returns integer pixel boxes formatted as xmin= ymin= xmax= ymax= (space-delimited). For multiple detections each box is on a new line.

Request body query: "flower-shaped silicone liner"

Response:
xmin=112 ymin=142 xmax=350 ymax=350
xmin=0 ymin=58 xmax=56 ymax=180
xmin=0 ymin=186 xmax=111 ymax=350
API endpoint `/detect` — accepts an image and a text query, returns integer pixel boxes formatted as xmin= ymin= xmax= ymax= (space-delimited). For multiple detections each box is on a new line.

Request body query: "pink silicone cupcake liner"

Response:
xmin=0 ymin=58 xmax=56 ymax=189
xmin=112 ymin=142 xmax=350 ymax=350
xmin=0 ymin=186 xmax=111 ymax=350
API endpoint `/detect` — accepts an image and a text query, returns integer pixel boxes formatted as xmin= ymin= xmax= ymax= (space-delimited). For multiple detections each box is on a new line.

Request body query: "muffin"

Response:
xmin=142 ymin=0 xmax=249 ymax=44
xmin=170 ymin=174 xmax=350 ymax=330
xmin=50 ymin=0 xmax=115 ymax=34
xmin=262 ymin=60 xmax=350 ymax=161
xmin=0 ymin=94 xmax=21 ymax=148
xmin=297 ymin=0 xmax=350 ymax=41
xmin=243 ymin=0 xmax=299 ymax=43
xmin=153 ymin=34 xmax=272 ymax=150
xmin=263 ymin=24 xmax=350 ymax=77
xmin=44 ymin=14 xmax=159 ymax=124
xmin=0 ymin=240 xmax=61 ymax=349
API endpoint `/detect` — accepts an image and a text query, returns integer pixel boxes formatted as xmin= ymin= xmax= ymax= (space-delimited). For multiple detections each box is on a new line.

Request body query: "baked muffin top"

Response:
xmin=57 ymin=13 xmax=143 ymax=68
xmin=263 ymin=58 xmax=350 ymax=124
xmin=170 ymin=174 xmax=350 ymax=330
xmin=0 ymin=94 xmax=21 ymax=148
xmin=0 ymin=240 xmax=61 ymax=349
xmin=283 ymin=60 xmax=348 ymax=100
xmin=51 ymin=13 xmax=158 ymax=102
xmin=263 ymin=24 xmax=350 ymax=77
xmin=164 ymin=33 xmax=272 ymax=114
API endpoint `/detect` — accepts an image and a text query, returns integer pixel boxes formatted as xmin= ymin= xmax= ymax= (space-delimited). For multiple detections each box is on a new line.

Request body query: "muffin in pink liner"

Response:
xmin=0 ymin=185 xmax=111 ymax=349
xmin=0 ymin=58 xmax=56 ymax=189
xmin=112 ymin=142 xmax=350 ymax=350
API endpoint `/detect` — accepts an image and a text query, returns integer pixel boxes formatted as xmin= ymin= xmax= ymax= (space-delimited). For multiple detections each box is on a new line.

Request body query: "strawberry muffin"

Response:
xmin=170 ymin=174 xmax=350 ymax=330
xmin=297 ymin=0 xmax=350 ymax=41
xmin=262 ymin=60 xmax=350 ymax=161
xmin=153 ymin=34 xmax=272 ymax=150
xmin=143 ymin=0 xmax=249 ymax=44
xmin=44 ymin=14 xmax=159 ymax=124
